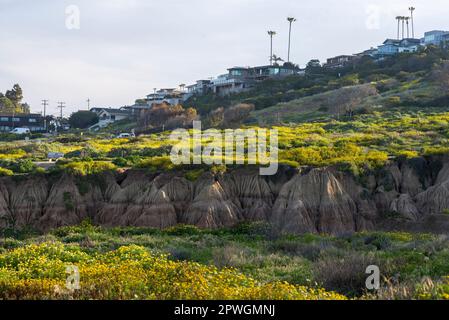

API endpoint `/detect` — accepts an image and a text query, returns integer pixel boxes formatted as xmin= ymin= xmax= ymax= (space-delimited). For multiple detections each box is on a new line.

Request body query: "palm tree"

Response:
xmin=287 ymin=17 xmax=296 ymax=63
xmin=409 ymin=7 xmax=416 ymax=38
xmin=267 ymin=31 xmax=276 ymax=65
xmin=395 ymin=16 xmax=401 ymax=39
xmin=401 ymin=16 xmax=405 ymax=39
xmin=405 ymin=17 xmax=410 ymax=38
xmin=271 ymin=54 xmax=284 ymax=66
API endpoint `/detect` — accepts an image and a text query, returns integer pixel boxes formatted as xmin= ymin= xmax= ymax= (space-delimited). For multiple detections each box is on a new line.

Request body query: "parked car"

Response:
xmin=47 ymin=152 xmax=65 ymax=161
xmin=10 ymin=127 xmax=31 ymax=135
xmin=117 ymin=132 xmax=135 ymax=138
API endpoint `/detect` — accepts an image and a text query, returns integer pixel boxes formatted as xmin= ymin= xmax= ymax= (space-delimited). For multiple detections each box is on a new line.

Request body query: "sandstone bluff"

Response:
xmin=2 ymin=156 xmax=449 ymax=234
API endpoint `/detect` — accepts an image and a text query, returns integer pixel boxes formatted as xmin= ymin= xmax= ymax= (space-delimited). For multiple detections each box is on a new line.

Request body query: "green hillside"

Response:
xmin=186 ymin=46 xmax=449 ymax=125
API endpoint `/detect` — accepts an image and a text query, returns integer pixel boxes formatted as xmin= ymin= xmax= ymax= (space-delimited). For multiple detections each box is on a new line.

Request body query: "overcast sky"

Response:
xmin=1 ymin=0 xmax=449 ymax=115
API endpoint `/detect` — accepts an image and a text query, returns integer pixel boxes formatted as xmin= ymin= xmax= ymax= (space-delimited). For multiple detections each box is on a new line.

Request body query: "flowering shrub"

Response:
xmin=0 ymin=242 xmax=345 ymax=300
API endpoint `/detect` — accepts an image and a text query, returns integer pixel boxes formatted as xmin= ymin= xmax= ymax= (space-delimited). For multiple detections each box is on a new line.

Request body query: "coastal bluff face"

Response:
xmin=1 ymin=157 xmax=449 ymax=234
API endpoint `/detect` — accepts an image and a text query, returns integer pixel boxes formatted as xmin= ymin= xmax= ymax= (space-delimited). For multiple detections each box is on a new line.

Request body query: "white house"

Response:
xmin=89 ymin=108 xmax=131 ymax=130
xmin=377 ymin=38 xmax=421 ymax=56
xmin=145 ymin=88 xmax=190 ymax=107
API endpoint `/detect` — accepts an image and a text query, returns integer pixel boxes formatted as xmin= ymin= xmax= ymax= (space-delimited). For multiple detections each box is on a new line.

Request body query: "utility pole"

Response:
xmin=41 ymin=99 xmax=49 ymax=132
xmin=409 ymin=7 xmax=416 ymax=38
xmin=87 ymin=98 xmax=91 ymax=110
xmin=57 ymin=102 xmax=66 ymax=120
xmin=287 ymin=17 xmax=296 ymax=63
xmin=267 ymin=30 xmax=276 ymax=65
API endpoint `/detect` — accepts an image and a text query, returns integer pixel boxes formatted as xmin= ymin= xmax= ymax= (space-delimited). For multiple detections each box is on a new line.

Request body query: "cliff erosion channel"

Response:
xmin=2 ymin=156 xmax=449 ymax=234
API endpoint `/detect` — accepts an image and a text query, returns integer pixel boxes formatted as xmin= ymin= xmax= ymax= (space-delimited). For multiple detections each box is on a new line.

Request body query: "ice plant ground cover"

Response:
xmin=0 ymin=222 xmax=449 ymax=300
xmin=1 ymin=108 xmax=449 ymax=177
xmin=0 ymin=242 xmax=344 ymax=300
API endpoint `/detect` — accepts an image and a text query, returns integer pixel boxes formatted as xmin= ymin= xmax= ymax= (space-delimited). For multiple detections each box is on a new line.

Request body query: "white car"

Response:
xmin=117 ymin=132 xmax=135 ymax=138
xmin=10 ymin=127 xmax=31 ymax=135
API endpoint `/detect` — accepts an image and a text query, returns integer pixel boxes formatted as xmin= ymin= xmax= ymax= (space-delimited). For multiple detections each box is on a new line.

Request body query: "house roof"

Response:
xmin=383 ymin=39 xmax=401 ymax=45
xmin=382 ymin=38 xmax=421 ymax=46
xmin=328 ymin=55 xmax=354 ymax=59
xmin=400 ymin=38 xmax=421 ymax=44
xmin=125 ymin=104 xmax=150 ymax=109
xmin=0 ymin=113 xmax=42 ymax=117
xmin=95 ymin=108 xmax=131 ymax=115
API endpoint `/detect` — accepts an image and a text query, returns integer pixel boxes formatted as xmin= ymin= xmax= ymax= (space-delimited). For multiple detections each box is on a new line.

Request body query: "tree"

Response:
xmin=21 ymin=103 xmax=30 ymax=113
xmin=138 ymin=102 xmax=198 ymax=130
xmin=206 ymin=107 xmax=224 ymax=128
xmin=306 ymin=59 xmax=322 ymax=74
xmin=69 ymin=111 xmax=99 ymax=129
xmin=267 ymin=31 xmax=276 ymax=65
xmin=271 ymin=54 xmax=284 ymax=66
xmin=223 ymin=103 xmax=255 ymax=128
xmin=5 ymin=84 xmax=23 ymax=105
xmin=431 ymin=61 xmax=449 ymax=94
xmin=135 ymin=99 xmax=147 ymax=106
xmin=0 ymin=96 xmax=15 ymax=113
xmin=333 ymin=84 xmax=378 ymax=119
xmin=0 ymin=84 xmax=29 ymax=114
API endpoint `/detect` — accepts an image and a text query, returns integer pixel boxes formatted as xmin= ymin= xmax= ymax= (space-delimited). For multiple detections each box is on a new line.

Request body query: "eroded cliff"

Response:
xmin=1 ymin=156 xmax=449 ymax=234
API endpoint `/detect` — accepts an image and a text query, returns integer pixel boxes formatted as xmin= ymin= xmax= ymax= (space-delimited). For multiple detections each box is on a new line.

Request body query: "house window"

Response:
xmin=29 ymin=118 xmax=37 ymax=123
xmin=12 ymin=118 xmax=20 ymax=122
xmin=0 ymin=117 xmax=9 ymax=122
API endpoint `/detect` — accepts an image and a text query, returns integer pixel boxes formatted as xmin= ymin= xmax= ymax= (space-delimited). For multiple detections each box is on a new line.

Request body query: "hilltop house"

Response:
xmin=187 ymin=64 xmax=299 ymax=97
xmin=251 ymin=65 xmax=297 ymax=80
xmin=377 ymin=38 xmax=421 ymax=56
xmin=323 ymin=55 xmax=358 ymax=69
xmin=120 ymin=104 xmax=151 ymax=117
xmin=145 ymin=88 xmax=190 ymax=107
xmin=89 ymin=108 xmax=132 ymax=130
xmin=187 ymin=80 xmax=212 ymax=95
xmin=356 ymin=47 xmax=379 ymax=57
xmin=0 ymin=113 xmax=46 ymax=132
xmin=211 ymin=72 xmax=251 ymax=96
xmin=423 ymin=30 xmax=449 ymax=47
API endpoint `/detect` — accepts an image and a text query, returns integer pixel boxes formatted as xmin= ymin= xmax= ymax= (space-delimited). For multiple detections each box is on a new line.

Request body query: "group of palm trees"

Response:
xmin=267 ymin=17 xmax=296 ymax=66
xmin=395 ymin=7 xmax=416 ymax=40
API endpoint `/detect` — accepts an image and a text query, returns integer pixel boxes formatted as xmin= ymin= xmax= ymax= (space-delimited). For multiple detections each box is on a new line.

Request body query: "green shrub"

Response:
xmin=65 ymin=148 xmax=103 ymax=159
xmin=62 ymin=160 xmax=116 ymax=176
xmin=164 ymin=225 xmax=202 ymax=236
xmin=387 ymin=96 xmax=401 ymax=107
xmin=184 ymin=168 xmax=205 ymax=181
xmin=9 ymin=159 xmax=37 ymax=174
xmin=63 ymin=192 xmax=74 ymax=211
xmin=137 ymin=156 xmax=176 ymax=172
xmin=0 ymin=167 xmax=13 ymax=176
